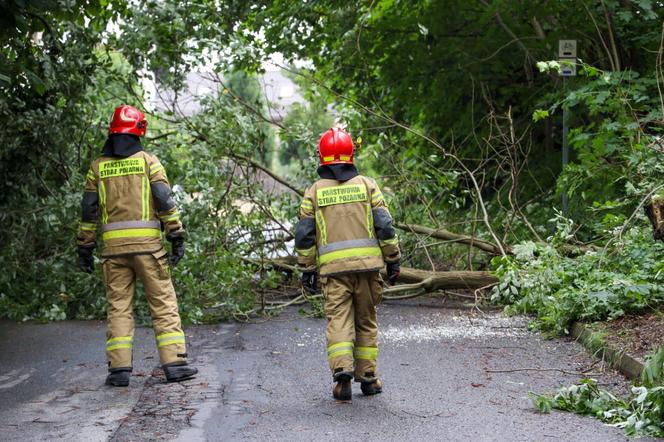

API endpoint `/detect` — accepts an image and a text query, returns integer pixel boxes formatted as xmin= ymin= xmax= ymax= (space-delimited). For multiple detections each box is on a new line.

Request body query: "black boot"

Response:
xmin=360 ymin=378 xmax=383 ymax=395
xmin=359 ymin=371 xmax=382 ymax=395
xmin=162 ymin=362 xmax=198 ymax=382
xmin=332 ymin=369 xmax=352 ymax=401
xmin=105 ymin=367 xmax=131 ymax=387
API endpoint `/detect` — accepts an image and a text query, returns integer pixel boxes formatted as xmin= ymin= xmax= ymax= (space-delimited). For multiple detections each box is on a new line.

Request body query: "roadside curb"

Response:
xmin=570 ymin=322 xmax=644 ymax=380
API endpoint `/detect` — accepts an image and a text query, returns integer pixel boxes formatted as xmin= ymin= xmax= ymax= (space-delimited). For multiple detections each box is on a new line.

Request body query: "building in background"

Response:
xmin=147 ymin=67 xmax=303 ymax=122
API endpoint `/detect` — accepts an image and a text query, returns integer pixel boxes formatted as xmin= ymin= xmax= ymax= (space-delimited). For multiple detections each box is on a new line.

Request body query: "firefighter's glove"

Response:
xmin=301 ymin=271 xmax=318 ymax=295
xmin=77 ymin=246 xmax=94 ymax=274
xmin=386 ymin=261 xmax=401 ymax=286
xmin=168 ymin=236 xmax=185 ymax=266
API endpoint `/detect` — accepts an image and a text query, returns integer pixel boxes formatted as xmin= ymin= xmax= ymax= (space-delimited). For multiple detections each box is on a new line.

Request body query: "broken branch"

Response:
xmin=396 ymin=222 xmax=509 ymax=255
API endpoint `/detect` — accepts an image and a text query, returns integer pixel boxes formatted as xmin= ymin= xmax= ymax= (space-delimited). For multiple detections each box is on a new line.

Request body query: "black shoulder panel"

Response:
xmin=295 ymin=217 xmax=316 ymax=248
xmin=81 ymin=191 xmax=98 ymax=221
xmin=372 ymin=207 xmax=396 ymax=240
xmin=151 ymin=182 xmax=175 ymax=212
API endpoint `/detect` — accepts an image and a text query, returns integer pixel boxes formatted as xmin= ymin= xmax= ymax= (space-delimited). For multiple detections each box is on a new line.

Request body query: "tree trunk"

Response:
xmin=382 ymin=267 xmax=499 ymax=294
xmin=263 ymin=256 xmax=499 ymax=291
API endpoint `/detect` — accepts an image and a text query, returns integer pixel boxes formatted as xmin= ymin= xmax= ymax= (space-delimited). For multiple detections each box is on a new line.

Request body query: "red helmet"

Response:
xmin=318 ymin=127 xmax=354 ymax=165
xmin=109 ymin=105 xmax=147 ymax=137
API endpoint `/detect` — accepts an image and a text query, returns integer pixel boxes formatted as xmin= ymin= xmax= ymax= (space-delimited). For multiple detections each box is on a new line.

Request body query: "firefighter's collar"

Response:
xmin=317 ymin=164 xmax=359 ymax=182
xmin=102 ymin=134 xmax=143 ymax=157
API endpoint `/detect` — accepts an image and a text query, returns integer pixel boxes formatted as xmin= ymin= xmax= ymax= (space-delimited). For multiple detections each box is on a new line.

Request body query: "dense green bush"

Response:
xmin=490 ymin=59 xmax=664 ymax=333
xmin=492 ymin=221 xmax=664 ymax=334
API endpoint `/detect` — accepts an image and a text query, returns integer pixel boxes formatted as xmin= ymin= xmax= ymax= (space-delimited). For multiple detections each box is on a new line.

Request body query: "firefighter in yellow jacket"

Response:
xmin=295 ymin=127 xmax=401 ymax=401
xmin=77 ymin=105 xmax=197 ymax=386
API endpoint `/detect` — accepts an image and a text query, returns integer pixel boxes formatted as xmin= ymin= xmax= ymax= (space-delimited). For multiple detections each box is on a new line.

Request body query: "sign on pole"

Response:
xmin=558 ymin=39 xmax=577 ymax=77
xmin=558 ymin=40 xmax=577 ymax=58
xmin=558 ymin=39 xmax=578 ymax=215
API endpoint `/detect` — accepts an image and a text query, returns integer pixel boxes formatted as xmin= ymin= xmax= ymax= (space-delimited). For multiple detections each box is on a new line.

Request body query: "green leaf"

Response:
xmin=532 ymin=109 xmax=550 ymax=122
xmin=25 ymin=70 xmax=47 ymax=95
xmin=529 ymin=392 xmax=553 ymax=413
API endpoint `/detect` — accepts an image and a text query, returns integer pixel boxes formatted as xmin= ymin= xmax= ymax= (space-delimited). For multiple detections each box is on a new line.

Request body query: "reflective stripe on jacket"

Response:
xmin=295 ymin=174 xmax=400 ymax=277
xmin=76 ymin=151 xmax=184 ymax=257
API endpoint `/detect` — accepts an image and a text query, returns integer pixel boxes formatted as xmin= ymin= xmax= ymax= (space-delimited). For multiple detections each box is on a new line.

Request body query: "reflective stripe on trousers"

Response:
xmin=156 ymin=331 xmax=186 ymax=347
xmin=106 ymin=336 xmax=133 ymax=352
xmin=354 ymin=346 xmax=379 ymax=360
xmin=327 ymin=341 xmax=354 ymax=360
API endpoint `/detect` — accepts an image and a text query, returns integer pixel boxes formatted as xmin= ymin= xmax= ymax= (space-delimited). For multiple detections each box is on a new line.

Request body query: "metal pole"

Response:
xmin=562 ymin=77 xmax=569 ymax=216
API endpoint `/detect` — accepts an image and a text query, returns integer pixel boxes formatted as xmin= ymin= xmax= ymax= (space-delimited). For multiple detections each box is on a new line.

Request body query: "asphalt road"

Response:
xmin=0 ymin=320 xmax=157 ymax=441
xmin=0 ymin=298 xmax=651 ymax=441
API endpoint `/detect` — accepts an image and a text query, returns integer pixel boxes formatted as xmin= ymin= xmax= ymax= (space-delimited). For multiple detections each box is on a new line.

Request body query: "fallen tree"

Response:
xmin=394 ymin=223 xmax=597 ymax=257
xmin=262 ymin=256 xmax=498 ymax=291
xmin=388 ymin=266 xmax=498 ymax=288
xmin=395 ymin=222 xmax=509 ymax=255
xmin=226 ymin=257 xmax=500 ymax=319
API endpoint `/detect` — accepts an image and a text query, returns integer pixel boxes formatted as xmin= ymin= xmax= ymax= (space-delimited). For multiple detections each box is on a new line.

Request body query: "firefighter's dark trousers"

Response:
xmin=322 ymin=271 xmax=383 ymax=382
xmin=102 ymin=248 xmax=186 ymax=369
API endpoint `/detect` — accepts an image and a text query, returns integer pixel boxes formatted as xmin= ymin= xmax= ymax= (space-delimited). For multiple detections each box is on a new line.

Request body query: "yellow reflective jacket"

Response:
xmin=295 ymin=174 xmax=400 ymax=277
xmin=76 ymin=151 xmax=184 ymax=257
